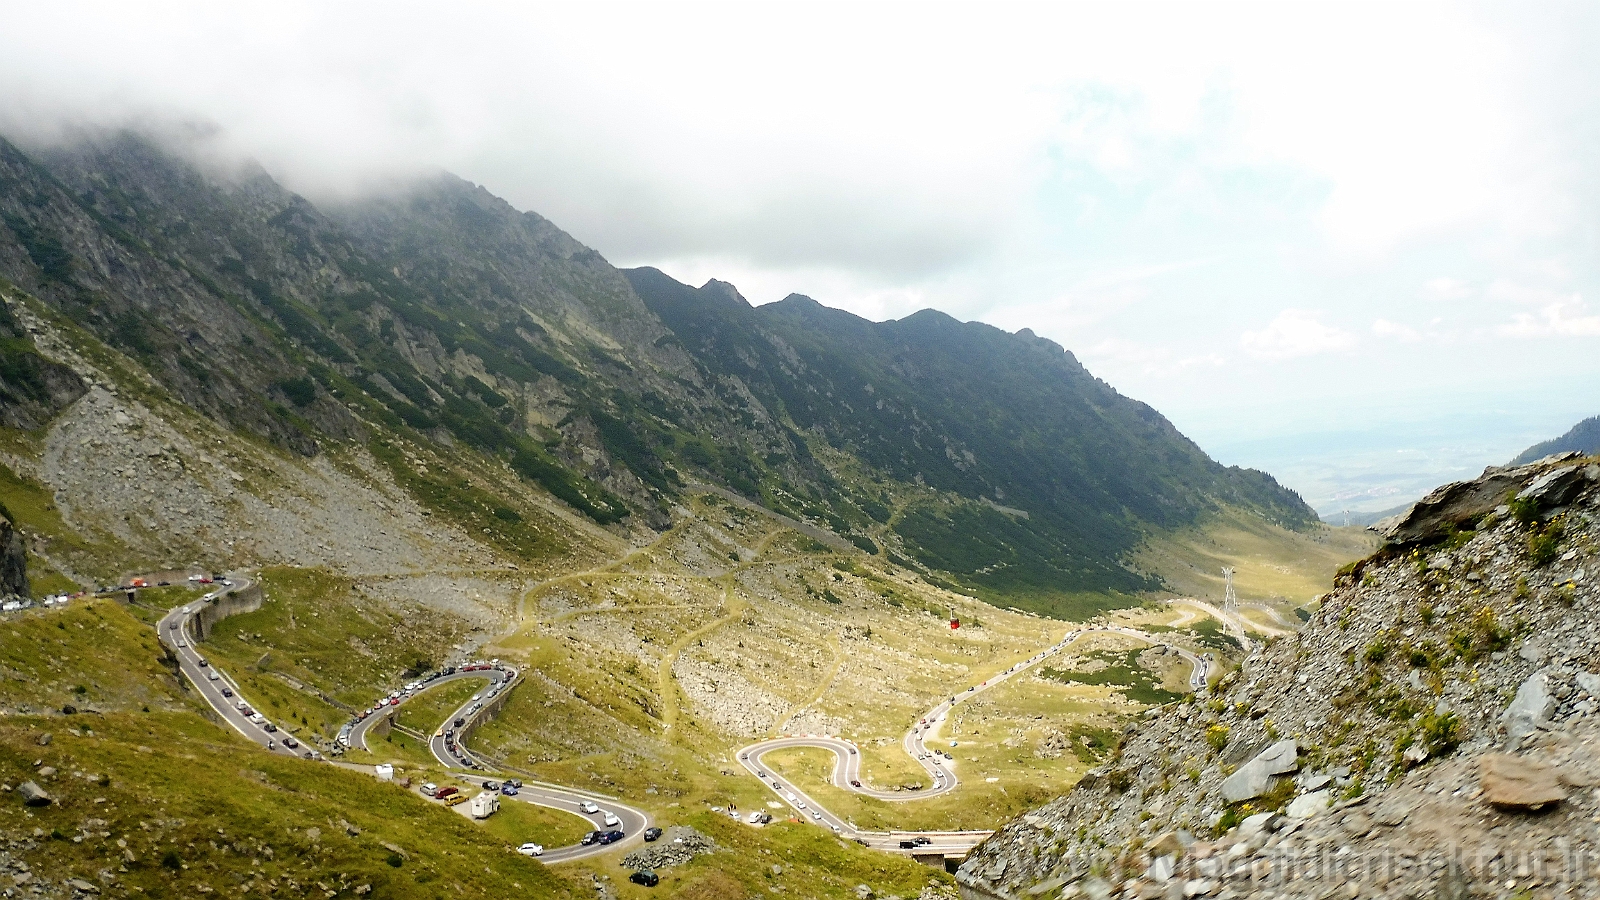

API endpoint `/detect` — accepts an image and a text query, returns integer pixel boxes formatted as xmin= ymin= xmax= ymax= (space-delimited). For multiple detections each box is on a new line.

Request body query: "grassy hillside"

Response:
xmin=0 ymin=598 xmax=958 ymax=900
xmin=0 ymin=600 xmax=578 ymax=899
xmin=1134 ymin=507 xmax=1379 ymax=608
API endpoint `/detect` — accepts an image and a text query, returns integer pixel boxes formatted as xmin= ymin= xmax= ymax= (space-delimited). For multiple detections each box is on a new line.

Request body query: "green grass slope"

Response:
xmin=0 ymin=599 xmax=577 ymax=898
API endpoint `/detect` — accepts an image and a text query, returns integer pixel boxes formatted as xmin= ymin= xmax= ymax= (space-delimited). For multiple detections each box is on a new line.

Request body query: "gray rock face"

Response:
xmin=1284 ymin=789 xmax=1330 ymax=819
xmin=1371 ymin=454 xmax=1578 ymax=544
xmin=17 ymin=781 xmax=50 ymax=806
xmin=0 ymin=513 xmax=26 ymax=600
xmin=1218 ymin=740 xmax=1298 ymax=803
xmin=1500 ymin=673 xmax=1555 ymax=741
xmin=1515 ymin=464 xmax=1587 ymax=513
xmin=958 ymin=459 xmax=1600 ymax=900
xmin=1578 ymin=672 xmax=1600 ymax=697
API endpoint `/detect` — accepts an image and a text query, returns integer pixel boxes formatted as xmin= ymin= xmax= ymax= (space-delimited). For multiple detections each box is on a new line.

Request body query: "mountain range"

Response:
xmin=1513 ymin=413 xmax=1600 ymax=465
xmin=0 ymin=128 xmax=1313 ymax=613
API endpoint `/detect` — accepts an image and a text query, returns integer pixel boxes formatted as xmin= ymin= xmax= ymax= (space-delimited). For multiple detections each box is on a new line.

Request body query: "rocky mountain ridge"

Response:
xmin=959 ymin=454 xmax=1600 ymax=900
xmin=1514 ymin=415 xmax=1600 ymax=466
xmin=0 ymin=128 xmax=1315 ymax=610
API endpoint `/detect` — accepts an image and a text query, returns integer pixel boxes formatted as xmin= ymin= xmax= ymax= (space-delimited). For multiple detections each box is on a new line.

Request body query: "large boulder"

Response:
xmin=1479 ymin=754 xmax=1565 ymax=810
xmin=17 ymin=781 xmax=50 ymax=806
xmin=1500 ymin=674 xmax=1556 ymax=742
xmin=1371 ymin=454 xmax=1580 ymax=545
xmin=1219 ymin=740 xmax=1298 ymax=803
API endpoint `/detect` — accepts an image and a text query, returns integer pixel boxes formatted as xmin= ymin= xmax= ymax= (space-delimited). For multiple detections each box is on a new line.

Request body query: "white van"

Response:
xmin=602 ymin=811 xmax=620 ymax=827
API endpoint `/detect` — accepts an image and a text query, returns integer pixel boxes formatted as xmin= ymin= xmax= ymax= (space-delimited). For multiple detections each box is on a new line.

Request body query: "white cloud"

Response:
xmin=1372 ymin=319 xmax=1423 ymax=342
xmin=1496 ymin=293 xmax=1600 ymax=337
xmin=1240 ymin=310 xmax=1355 ymax=360
xmin=1422 ymin=278 xmax=1473 ymax=302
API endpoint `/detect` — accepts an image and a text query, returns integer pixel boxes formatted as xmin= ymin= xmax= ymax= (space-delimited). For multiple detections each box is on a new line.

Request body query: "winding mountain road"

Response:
xmin=157 ymin=576 xmax=652 ymax=864
xmin=157 ymin=569 xmax=1266 ymax=863
xmin=737 ymin=621 xmax=1217 ymax=854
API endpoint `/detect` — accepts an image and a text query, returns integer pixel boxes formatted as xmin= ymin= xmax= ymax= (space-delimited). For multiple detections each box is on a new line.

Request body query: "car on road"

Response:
xmin=220 ymin=687 xmax=233 ymax=698
xmin=206 ymin=670 xmax=220 ymax=681
xmin=433 ymin=786 xmax=458 ymax=800
xmin=262 ymin=723 xmax=277 ymax=733
xmin=597 ymin=830 xmax=624 ymax=845
xmin=197 ymin=658 xmax=209 ymax=668
xmin=899 ymin=840 xmax=917 ymax=849
xmin=643 ymin=827 xmax=662 ymax=842
xmin=501 ymin=784 xmax=518 ymax=796
xmin=602 ymin=811 xmax=620 ymax=827
xmin=454 ymin=718 xmax=465 ymax=728
xmin=848 ymin=747 xmax=857 ymax=754
xmin=850 ymin=779 xmax=862 ymax=788
xmin=795 ymin=801 xmax=806 ymax=810
xmin=580 ymin=830 xmax=601 ymax=846
xmin=283 ymin=737 xmax=299 ymax=749
xmin=629 ymin=870 xmax=659 ymax=887
xmin=811 ymin=811 xmax=821 ymax=820
xmin=516 ymin=843 xmax=543 ymax=856
xmin=578 ymin=801 xmax=600 ymax=814
xmin=250 ymin=713 xmax=265 ymax=724
xmin=913 ymin=836 xmax=932 ymax=846
xmin=507 ymin=779 xmax=522 ymax=788
xmin=483 ymin=781 xmax=500 ymax=791
xmin=755 ymin=770 xmax=765 ymax=778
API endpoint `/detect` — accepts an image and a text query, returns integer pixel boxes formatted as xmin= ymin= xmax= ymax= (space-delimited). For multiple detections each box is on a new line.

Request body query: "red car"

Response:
xmin=433 ymin=786 xmax=459 ymax=800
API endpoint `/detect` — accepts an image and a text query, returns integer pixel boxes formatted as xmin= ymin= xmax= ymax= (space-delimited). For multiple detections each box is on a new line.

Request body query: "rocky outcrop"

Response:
xmin=0 ymin=512 xmax=27 ymax=600
xmin=959 ymin=455 xmax=1600 ymax=900
xmin=1370 ymin=452 xmax=1589 ymax=545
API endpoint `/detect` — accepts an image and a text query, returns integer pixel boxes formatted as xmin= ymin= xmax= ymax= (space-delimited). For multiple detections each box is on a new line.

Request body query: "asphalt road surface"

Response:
xmin=159 ymin=575 xmax=651 ymax=864
xmin=737 ymin=622 xmax=1221 ymax=853
xmin=156 ymin=575 xmax=311 ymax=760
xmin=158 ymin=573 xmax=1255 ymax=863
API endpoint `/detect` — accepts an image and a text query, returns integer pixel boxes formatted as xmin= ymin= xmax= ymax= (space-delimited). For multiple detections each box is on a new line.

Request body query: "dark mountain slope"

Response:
xmin=1513 ymin=413 xmax=1600 ymax=465
xmin=1 ymin=128 xmax=1313 ymax=614
xmin=627 ymin=268 xmax=1315 ymax=606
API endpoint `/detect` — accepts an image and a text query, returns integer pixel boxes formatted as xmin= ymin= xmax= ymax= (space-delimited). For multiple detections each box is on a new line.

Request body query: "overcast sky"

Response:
xmin=3 ymin=1 xmax=1596 ymax=514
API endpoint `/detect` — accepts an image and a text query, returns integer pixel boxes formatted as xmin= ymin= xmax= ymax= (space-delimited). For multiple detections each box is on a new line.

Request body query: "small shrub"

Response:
xmin=1421 ymin=711 xmax=1461 ymax=756
xmin=1419 ymin=604 xmax=1434 ymax=625
xmin=1364 ymin=641 xmax=1388 ymax=665
xmin=1214 ymin=805 xmax=1244 ymax=836
xmin=385 ymin=853 xmax=404 ymax=868
xmin=1528 ymin=525 xmax=1562 ymax=567
xmin=1205 ymin=725 xmax=1230 ymax=753
xmin=161 ymin=850 xmax=182 ymax=870
xmin=1508 ymin=493 xmax=1541 ymax=525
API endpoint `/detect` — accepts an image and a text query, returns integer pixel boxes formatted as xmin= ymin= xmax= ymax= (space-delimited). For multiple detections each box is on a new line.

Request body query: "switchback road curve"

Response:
xmin=737 ymin=622 xmax=1216 ymax=853
xmin=158 ymin=576 xmax=651 ymax=864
